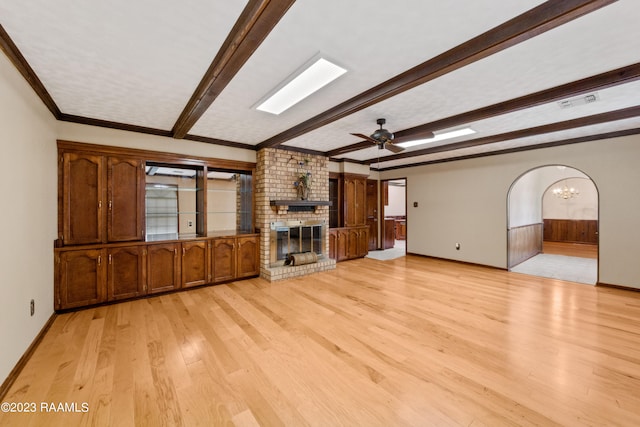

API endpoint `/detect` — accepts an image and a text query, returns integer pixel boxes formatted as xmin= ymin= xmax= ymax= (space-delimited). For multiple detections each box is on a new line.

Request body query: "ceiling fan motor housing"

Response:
xmin=372 ymin=118 xmax=394 ymax=143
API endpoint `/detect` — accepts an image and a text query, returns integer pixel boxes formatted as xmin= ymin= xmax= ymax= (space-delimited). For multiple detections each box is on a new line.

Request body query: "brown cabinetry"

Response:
xmin=344 ymin=175 xmax=367 ymax=227
xmin=213 ymin=238 xmax=236 ymax=283
xmin=56 ymin=141 xmax=259 ymax=311
xmin=212 ymin=235 xmax=259 ymax=282
xmin=329 ymin=226 xmax=368 ymax=262
xmin=108 ymin=245 xmax=146 ymax=301
xmin=237 ymin=236 xmax=260 ymax=278
xmin=182 ymin=241 xmax=209 ymax=288
xmin=61 ymin=152 xmax=104 ymax=245
xmin=56 ymin=249 xmax=106 ymax=310
xmin=147 ymin=243 xmax=180 ymax=294
xmin=107 ymin=157 xmax=145 ymax=242
xmin=60 ymin=150 xmax=144 ymax=245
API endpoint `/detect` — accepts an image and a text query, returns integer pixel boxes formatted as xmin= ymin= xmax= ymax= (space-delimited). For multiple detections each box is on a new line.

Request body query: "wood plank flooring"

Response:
xmin=2 ymin=255 xmax=640 ymax=426
xmin=543 ymin=241 xmax=598 ymax=259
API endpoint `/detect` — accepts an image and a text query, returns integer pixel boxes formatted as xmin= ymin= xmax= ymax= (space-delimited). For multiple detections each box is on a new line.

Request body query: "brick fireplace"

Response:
xmin=255 ymin=148 xmax=336 ymax=281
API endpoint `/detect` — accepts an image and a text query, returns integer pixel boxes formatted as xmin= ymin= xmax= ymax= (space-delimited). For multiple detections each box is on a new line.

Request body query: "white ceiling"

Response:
xmin=0 ymin=0 xmax=638 ymax=170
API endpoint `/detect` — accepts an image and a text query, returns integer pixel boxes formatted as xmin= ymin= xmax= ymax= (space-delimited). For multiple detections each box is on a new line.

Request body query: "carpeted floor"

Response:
xmin=366 ymin=240 xmax=406 ymax=261
xmin=510 ymin=253 xmax=597 ymax=285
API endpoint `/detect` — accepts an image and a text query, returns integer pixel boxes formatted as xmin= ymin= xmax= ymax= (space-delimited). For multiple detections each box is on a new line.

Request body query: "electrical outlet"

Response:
xmin=30 ymin=299 xmax=35 ymax=316
xmin=188 ymin=220 xmax=193 ymax=227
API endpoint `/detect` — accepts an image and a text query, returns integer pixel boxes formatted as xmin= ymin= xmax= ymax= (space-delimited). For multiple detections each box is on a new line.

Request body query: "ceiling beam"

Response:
xmin=374 ymin=128 xmax=640 ymax=172
xmin=366 ymin=105 xmax=640 ymax=165
xmin=171 ymin=0 xmax=295 ymax=139
xmin=257 ymin=0 xmax=617 ymax=150
xmin=328 ymin=62 xmax=640 ymax=158
xmin=0 ymin=23 xmax=61 ymax=118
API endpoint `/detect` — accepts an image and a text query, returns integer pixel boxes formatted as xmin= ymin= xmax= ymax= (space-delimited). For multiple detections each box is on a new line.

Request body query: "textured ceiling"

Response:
xmin=0 ymin=0 xmax=638 ymax=170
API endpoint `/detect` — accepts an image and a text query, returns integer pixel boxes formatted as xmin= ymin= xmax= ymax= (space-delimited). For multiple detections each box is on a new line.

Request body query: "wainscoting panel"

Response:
xmin=508 ymin=223 xmax=543 ymax=269
xmin=543 ymin=219 xmax=598 ymax=244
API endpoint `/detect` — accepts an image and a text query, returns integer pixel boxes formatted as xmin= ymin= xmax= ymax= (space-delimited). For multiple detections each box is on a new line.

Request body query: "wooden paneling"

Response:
xmin=366 ymin=179 xmax=378 ymax=250
xmin=543 ymin=219 xmax=598 ymax=244
xmin=508 ymin=223 xmax=543 ymax=269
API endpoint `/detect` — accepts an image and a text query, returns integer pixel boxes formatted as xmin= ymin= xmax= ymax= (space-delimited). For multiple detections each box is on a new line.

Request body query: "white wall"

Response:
xmin=385 ymin=183 xmax=406 ymax=217
xmin=382 ymin=136 xmax=640 ymax=289
xmin=0 ymin=53 xmax=57 ymax=383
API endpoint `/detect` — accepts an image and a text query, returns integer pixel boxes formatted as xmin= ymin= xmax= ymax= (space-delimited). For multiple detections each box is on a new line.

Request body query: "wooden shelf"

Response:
xmin=270 ymin=200 xmax=332 ymax=214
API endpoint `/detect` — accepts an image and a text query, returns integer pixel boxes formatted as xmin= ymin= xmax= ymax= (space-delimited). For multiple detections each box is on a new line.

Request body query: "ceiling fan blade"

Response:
xmin=350 ymin=133 xmax=380 ymax=145
xmin=385 ymin=142 xmax=405 ymax=154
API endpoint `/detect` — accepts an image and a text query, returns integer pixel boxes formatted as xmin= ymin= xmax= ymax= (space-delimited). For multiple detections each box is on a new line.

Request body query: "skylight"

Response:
xmin=396 ymin=128 xmax=476 ymax=148
xmin=256 ymin=57 xmax=347 ymax=115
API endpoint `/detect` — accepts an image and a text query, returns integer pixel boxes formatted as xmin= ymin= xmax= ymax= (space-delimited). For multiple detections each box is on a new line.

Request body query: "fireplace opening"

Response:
xmin=270 ymin=220 xmax=326 ymax=267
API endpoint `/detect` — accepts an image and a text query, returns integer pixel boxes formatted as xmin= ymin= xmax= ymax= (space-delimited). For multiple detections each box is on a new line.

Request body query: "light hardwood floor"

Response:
xmin=2 ymin=255 xmax=640 ymax=426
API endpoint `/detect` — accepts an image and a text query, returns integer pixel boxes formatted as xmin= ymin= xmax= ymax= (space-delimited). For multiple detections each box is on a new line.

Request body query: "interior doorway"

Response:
xmin=507 ymin=165 xmax=598 ymax=284
xmin=366 ymin=178 xmax=407 ymax=261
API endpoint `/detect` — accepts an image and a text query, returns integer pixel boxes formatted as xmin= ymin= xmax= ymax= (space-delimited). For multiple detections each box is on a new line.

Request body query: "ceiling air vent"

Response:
xmin=558 ymin=92 xmax=600 ymax=109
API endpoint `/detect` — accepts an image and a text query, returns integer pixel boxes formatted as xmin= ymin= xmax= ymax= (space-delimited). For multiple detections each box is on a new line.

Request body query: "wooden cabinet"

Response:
xmin=329 ymin=226 xmax=368 ymax=262
xmin=395 ymin=220 xmax=406 ymax=240
xmin=61 ymin=152 xmax=104 ymax=245
xmin=60 ymin=150 xmax=144 ymax=245
xmin=344 ymin=175 xmax=367 ymax=227
xmin=108 ymin=245 xmax=146 ymax=301
xmin=384 ymin=219 xmax=395 ymax=249
xmin=107 ymin=156 xmax=145 ymax=242
xmin=237 ymin=236 xmax=259 ymax=278
xmin=147 ymin=243 xmax=180 ymax=294
xmin=182 ymin=241 xmax=209 ymax=288
xmin=57 ymin=249 xmax=106 ymax=310
xmin=213 ymin=238 xmax=236 ymax=283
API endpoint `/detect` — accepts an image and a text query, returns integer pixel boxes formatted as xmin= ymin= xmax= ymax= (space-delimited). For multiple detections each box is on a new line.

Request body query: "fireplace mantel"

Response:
xmin=270 ymin=200 xmax=332 ymax=214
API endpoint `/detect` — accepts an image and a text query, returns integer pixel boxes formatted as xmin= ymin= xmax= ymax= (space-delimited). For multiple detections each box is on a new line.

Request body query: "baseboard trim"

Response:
xmin=0 ymin=313 xmax=57 ymax=401
xmin=407 ymin=252 xmax=508 ymax=271
xmin=596 ymin=282 xmax=640 ymax=292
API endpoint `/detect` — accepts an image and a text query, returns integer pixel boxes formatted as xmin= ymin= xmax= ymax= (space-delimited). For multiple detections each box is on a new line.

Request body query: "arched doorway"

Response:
xmin=507 ymin=165 xmax=598 ymax=284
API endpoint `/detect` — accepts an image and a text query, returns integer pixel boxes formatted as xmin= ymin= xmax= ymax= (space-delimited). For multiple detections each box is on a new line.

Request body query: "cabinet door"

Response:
xmin=237 ymin=236 xmax=259 ymax=278
xmin=336 ymin=228 xmax=349 ymax=261
xmin=108 ymin=246 xmax=145 ymax=301
xmin=108 ymin=157 xmax=145 ymax=242
xmin=57 ymin=249 xmax=106 ymax=309
xmin=213 ymin=238 xmax=236 ymax=282
xmin=357 ymin=228 xmax=369 ymax=257
xmin=344 ymin=178 xmax=357 ymax=226
xmin=347 ymin=228 xmax=360 ymax=259
xmin=147 ymin=243 xmax=180 ymax=293
xmin=328 ymin=229 xmax=337 ymax=259
xmin=354 ymin=178 xmax=367 ymax=226
xmin=182 ymin=241 xmax=208 ymax=288
xmin=61 ymin=152 xmax=104 ymax=245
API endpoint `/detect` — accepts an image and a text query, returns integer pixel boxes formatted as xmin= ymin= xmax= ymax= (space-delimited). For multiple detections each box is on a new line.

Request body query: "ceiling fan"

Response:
xmin=351 ymin=118 xmax=405 ymax=154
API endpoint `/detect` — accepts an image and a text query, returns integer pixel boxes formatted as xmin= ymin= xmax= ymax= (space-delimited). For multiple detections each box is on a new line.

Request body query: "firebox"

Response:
xmin=270 ymin=220 xmax=326 ymax=266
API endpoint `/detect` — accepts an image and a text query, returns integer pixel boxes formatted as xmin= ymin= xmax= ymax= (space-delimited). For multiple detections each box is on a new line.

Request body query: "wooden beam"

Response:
xmin=367 ymin=105 xmax=640 ymax=164
xmin=257 ymin=0 xmax=617 ymax=150
xmin=329 ymin=62 xmax=640 ymax=157
xmin=0 ymin=23 xmax=61 ymax=118
xmin=374 ymin=128 xmax=640 ymax=171
xmin=172 ymin=0 xmax=295 ymax=139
